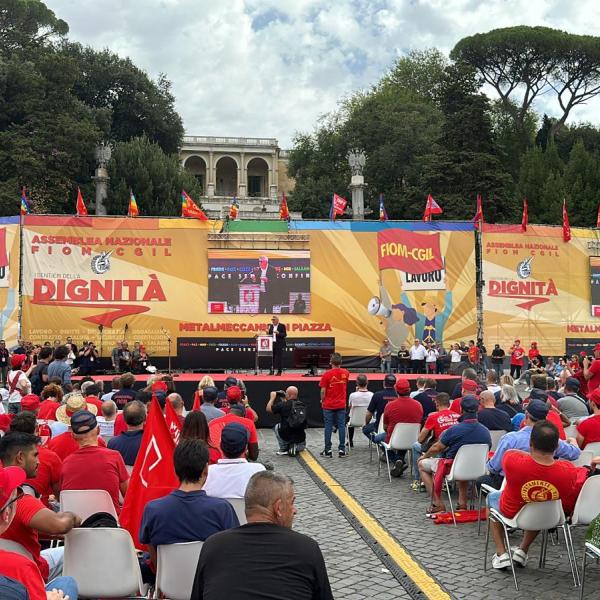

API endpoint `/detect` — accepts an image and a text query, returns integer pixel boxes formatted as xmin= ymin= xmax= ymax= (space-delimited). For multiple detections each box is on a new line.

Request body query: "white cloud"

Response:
xmin=46 ymin=0 xmax=600 ymax=147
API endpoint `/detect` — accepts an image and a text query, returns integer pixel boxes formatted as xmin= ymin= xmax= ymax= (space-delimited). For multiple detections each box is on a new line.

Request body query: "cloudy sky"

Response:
xmin=46 ymin=0 xmax=600 ymax=147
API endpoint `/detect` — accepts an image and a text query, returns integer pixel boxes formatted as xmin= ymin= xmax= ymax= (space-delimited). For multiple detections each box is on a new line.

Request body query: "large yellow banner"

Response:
xmin=0 ymin=217 xmax=21 ymax=346
xmin=21 ymin=217 xmax=477 ymax=366
xmin=482 ymin=224 xmax=600 ymax=354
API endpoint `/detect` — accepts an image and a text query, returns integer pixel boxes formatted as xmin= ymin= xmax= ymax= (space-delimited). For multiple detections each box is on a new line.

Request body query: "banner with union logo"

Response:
xmin=482 ymin=224 xmax=600 ymax=355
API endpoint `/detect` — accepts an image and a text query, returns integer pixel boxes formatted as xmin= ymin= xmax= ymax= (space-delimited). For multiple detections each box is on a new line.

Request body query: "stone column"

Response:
xmin=207 ymin=151 xmax=215 ymax=197
xmin=349 ymin=175 xmax=365 ymax=220
xmin=238 ymin=152 xmax=247 ymax=198
xmin=268 ymin=155 xmax=277 ymax=200
xmin=92 ymin=142 xmax=111 ymax=216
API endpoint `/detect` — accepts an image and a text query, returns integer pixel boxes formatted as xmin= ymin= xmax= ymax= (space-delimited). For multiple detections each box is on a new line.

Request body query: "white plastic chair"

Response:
xmin=489 ymin=430 xmax=508 ymax=452
xmin=156 ymin=541 xmax=204 ymax=600
xmin=378 ymin=423 xmax=420 ymax=483
xmin=583 ymin=441 xmax=600 ymax=454
xmin=571 ymin=451 xmax=593 ymax=467
xmin=369 ymin=417 xmax=385 ymax=463
xmin=444 ymin=444 xmax=489 ymax=526
xmin=63 ymin=528 xmax=147 ymax=598
xmin=225 ymin=497 xmax=247 ymax=525
xmin=579 ymin=541 xmax=600 ymax=600
xmin=346 ymin=405 xmax=368 ymax=453
xmin=564 ymin=424 xmax=578 ymax=438
xmin=0 ymin=538 xmax=33 ymax=560
xmin=570 ymin=476 xmax=600 ymax=527
xmin=484 ymin=499 xmax=578 ymax=591
xmin=60 ymin=489 xmax=118 ymax=522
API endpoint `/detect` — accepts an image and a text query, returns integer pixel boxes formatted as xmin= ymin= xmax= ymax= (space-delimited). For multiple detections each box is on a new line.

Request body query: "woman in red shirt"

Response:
xmin=181 ymin=411 xmax=221 ymax=464
xmin=510 ymin=340 xmax=525 ymax=380
xmin=36 ymin=384 xmax=63 ymax=421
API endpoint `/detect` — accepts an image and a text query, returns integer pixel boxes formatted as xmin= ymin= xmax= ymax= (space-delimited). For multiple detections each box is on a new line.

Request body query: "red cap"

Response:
xmin=580 ymin=351 xmax=587 ymax=357
xmin=594 ymin=343 xmax=600 ymax=352
xmin=226 ymin=385 xmax=242 ymax=402
xmin=10 ymin=354 xmax=26 ymax=369
xmin=151 ymin=381 xmax=168 ymax=393
xmin=394 ymin=379 xmax=411 ymax=394
xmin=588 ymin=388 xmax=600 ymax=407
xmin=0 ymin=466 xmax=26 ymax=508
xmin=462 ymin=379 xmax=478 ymax=392
xmin=20 ymin=394 xmax=40 ymax=412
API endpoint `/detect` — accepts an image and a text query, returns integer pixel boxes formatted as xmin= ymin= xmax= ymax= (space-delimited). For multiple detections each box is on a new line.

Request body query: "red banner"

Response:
xmin=377 ymin=230 xmax=443 ymax=274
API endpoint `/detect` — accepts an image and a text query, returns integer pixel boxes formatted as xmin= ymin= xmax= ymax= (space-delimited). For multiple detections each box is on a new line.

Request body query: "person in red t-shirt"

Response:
xmin=527 ymin=342 xmax=540 ymax=363
xmin=467 ymin=340 xmax=480 ymax=366
xmin=209 ymin=412 xmax=259 ymax=461
xmin=0 ymin=431 xmax=80 ymax=582
xmin=319 ymin=353 xmax=350 ymax=458
xmin=576 ymin=388 xmax=600 ymax=448
xmin=82 ymin=383 xmax=103 ymax=413
xmin=449 ymin=378 xmax=480 ymax=414
xmin=509 ymin=340 xmax=525 ymax=380
xmin=0 ymin=464 xmax=78 ymax=600
xmin=583 ymin=344 xmax=600 ymax=394
xmin=487 ymin=421 xmax=595 ymax=571
xmin=8 ymin=412 xmax=62 ymax=507
xmin=60 ymin=410 xmax=129 ymax=515
xmin=36 ymin=384 xmax=63 ymax=422
xmin=376 ymin=379 xmax=422 ymax=477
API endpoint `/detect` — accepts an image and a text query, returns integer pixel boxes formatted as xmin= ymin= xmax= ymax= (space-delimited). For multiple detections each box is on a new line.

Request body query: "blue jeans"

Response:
xmin=487 ymin=490 xmax=501 ymax=512
xmin=411 ymin=441 xmax=423 ymax=480
xmin=273 ymin=423 xmax=306 ymax=453
xmin=362 ymin=421 xmax=377 ymax=440
xmin=381 ymin=359 xmax=391 ymax=373
xmin=323 ymin=408 xmax=346 ymax=452
xmin=46 ymin=576 xmax=78 ymax=599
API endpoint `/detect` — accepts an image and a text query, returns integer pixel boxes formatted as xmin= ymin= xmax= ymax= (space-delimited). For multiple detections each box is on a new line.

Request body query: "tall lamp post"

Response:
xmin=92 ymin=142 xmax=112 ymax=216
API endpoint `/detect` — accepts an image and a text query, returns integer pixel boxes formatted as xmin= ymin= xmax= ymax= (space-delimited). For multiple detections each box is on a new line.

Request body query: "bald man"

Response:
xmin=266 ymin=386 xmax=306 ymax=456
xmin=477 ymin=390 xmax=513 ymax=432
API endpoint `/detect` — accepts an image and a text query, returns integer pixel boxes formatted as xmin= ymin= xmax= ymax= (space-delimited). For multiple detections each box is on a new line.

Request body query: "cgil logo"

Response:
xmin=379 ymin=243 xmax=433 ymax=261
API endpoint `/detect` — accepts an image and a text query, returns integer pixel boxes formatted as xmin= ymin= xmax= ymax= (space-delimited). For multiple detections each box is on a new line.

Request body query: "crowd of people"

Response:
xmin=0 ymin=333 xmax=599 ymax=597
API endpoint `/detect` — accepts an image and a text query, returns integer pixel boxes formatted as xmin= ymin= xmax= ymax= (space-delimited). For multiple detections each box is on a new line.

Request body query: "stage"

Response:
xmin=75 ymin=372 xmax=461 ymax=428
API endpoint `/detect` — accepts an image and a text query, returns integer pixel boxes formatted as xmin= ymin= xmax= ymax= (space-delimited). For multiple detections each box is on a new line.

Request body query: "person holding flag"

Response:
xmin=280 ymin=193 xmax=290 ymax=221
xmin=329 ymin=193 xmax=347 ymax=220
xmin=128 ymin=190 xmax=139 ymax=217
xmin=181 ymin=190 xmax=208 ymax=220
xmin=423 ymin=194 xmax=442 ymax=222
xmin=76 ymin=187 xmax=88 ymax=216
xmin=379 ymin=194 xmax=388 ymax=221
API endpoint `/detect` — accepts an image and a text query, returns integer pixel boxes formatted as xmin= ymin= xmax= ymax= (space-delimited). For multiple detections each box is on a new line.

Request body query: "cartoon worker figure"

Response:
xmin=395 ymin=276 xmax=453 ymax=346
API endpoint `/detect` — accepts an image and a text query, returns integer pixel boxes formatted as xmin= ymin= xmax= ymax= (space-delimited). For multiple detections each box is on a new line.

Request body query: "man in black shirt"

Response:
xmin=190 ymin=471 xmax=333 ymax=600
xmin=266 ymin=386 xmax=306 ymax=456
xmin=477 ymin=391 xmax=512 ymax=432
xmin=413 ymin=377 xmax=438 ymax=423
xmin=397 ymin=345 xmax=410 ymax=374
xmin=362 ymin=374 xmax=397 ymax=440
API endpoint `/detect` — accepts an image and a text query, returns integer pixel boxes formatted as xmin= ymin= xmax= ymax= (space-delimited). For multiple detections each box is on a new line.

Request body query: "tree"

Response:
xmin=107 ymin=136 xmax=203 ymax=217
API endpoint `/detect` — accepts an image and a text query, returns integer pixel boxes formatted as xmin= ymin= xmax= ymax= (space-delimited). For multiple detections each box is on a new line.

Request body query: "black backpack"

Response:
xmin=287 ymin=400 xmax=307 ymax=429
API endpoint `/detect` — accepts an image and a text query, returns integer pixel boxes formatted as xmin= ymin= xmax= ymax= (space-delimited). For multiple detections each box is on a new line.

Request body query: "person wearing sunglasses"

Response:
xmin=0 ymin=464 xmax=79 ymax=599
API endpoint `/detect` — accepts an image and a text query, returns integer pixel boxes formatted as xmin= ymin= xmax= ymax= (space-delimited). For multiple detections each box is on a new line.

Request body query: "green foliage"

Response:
xmin=107 ymin=136 xmax=203 ymax=217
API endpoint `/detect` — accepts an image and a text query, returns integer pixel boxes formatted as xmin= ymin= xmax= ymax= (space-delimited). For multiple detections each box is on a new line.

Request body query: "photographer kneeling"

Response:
xmin=266 ymin=386 xmax=307 ymax=457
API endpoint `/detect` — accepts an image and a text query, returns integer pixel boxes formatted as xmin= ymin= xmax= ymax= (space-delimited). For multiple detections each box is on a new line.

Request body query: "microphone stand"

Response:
xmin=161 ymin=328 xmax=172 ymax=375
xmin=98 ymin=324 xmax=104 ymax=372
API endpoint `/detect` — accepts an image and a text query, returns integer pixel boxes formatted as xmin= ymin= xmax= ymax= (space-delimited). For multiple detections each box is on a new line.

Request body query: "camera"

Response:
xmin=274 ymin=390 xmax=286 ymax=399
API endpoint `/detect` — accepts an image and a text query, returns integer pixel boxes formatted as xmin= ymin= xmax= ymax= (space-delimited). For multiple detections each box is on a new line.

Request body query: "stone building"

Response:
xmin=180 ymin=135 xmax=297 ymax=219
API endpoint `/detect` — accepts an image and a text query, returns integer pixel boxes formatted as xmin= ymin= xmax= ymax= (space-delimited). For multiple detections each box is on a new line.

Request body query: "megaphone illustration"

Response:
xmin=367 ymin=296 xmax=391 ymax=318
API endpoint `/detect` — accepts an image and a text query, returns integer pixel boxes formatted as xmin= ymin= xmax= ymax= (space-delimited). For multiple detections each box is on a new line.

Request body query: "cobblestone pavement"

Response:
xmin=257 ymin=429 xmax=411 ymax=600
xmin=273 ymin=428 xmax=598 ymax=600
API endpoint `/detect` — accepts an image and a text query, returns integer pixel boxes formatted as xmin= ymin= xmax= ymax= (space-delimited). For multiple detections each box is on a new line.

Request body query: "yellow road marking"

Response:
xmin=301 ymin=451 xmax=452 ymax=600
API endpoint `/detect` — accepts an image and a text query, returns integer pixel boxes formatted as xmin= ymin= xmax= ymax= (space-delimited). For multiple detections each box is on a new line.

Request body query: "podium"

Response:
xmin=255 ymin=335 xmax=273 ymax=375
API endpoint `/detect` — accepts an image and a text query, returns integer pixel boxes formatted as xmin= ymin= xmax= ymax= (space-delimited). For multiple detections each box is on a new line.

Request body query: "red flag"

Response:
xmin=181 ymin=190 xmax=208 ymax=220
xmin=164 ymin=398 xmax=182 ymax=444
xmin=330 ymin=193 xmax=347 ymax=220
xmin=597 ymin=204 xmax=600 ymax=228
xmin=119 ymin=398 xmax=179 ymax=550
xmin=563 ymin=199 xmax=571 ymax=242
xmin=192 ymin=391 xmax=201 ymax=411
xmin=279 ymin=194 xmax=290 ymax=220
xmin=423 ymin=194 xmax=442 ymax=222
xmin=76 ymin=187 xmax=88 ymax=216
xmin=473 ymin=194 xmax=484 ymax=231
xmin=521 ymin=198 xmax=528 ymax=232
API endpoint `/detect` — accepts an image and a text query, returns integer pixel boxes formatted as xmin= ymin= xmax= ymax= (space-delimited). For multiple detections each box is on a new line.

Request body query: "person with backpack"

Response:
xmin=6 ymin=356 xmax=31 ymax=415
xmin=266 ymin=386 xmax=306 ymax=457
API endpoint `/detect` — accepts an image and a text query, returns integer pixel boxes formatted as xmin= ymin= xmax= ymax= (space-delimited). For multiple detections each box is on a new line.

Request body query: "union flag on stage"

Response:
xmin=20 ymin=187 xmax=30 ymax=216
xmin=423 ymin=194 xmax=442 ymax=222
xmin=329 ymin=193 xmax=347 ymax=220
xmin=181 ymin=190 xmax=208 ymax=220
xmin=563 ymin=199 xmax=571 ymax=242
xmin=473 ymin=194 xmax=484 ymax=231
xmin=120 ymin=398 xmax=179 ymax=550
xmin=128 ymin=190 xmax=139 ymax=217
xmin=229 ymin=197 xmax=239 ymax=219
xmin=76 ymin=187 xmax=88 ymax=216
xmin=279 ymin=193 xmax=290 ymax=220
xmin=379 ymin=194 xmax=388 ymax=221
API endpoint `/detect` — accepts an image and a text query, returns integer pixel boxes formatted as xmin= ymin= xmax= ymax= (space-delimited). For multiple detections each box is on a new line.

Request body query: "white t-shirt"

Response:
xmin=450 ymin=349 xmax=462 ymax=363
xmin=426 ymin=349 xmax=439 ymax=363
xmin=410 ymin=345 xmax=427 ymax=360
xmin=96 ymin=416 xmax=116 ymax=438
xmin=202 ymin=458 xmax=266 ymax=498
xmin=7 ymin=371 xmax=31 ymax=404
xmin=348 ymin=390 xmax=373 ymax=408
